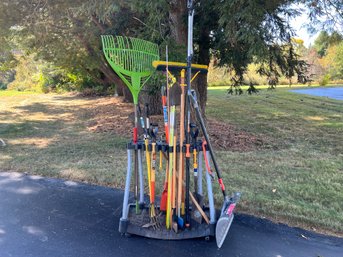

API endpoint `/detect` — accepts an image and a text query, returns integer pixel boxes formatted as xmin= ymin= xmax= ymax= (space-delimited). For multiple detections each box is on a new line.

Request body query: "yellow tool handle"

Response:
xmin=145 ymin=139 xmax=152 ymax=203
xmin=193 ymin=149 xmax=198 ymax=169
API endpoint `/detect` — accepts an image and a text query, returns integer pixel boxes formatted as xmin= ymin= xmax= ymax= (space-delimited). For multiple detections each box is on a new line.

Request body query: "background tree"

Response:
xmin=1 ymin=0 xmax=342 ymax=113
xmin=0 ymin=0 xmax=132 ymax=97
xmin=301 ymin=0 xmax=343 ymax=33
xmin=313 ymin=31 xmax=343 ymax=57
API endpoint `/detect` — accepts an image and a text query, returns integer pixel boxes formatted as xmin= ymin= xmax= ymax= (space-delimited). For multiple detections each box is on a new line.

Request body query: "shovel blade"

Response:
xmin=215 ymin=212 xmax=234 ymax=248
xmin=215 ymin=192 xmax=241 ymax=248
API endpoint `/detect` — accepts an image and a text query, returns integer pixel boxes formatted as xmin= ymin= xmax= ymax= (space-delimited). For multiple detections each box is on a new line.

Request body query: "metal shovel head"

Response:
xmin=216 ymin=212 xmax=234 ymax=248
xmin=215 ymin=192 xmax=241 ymax=248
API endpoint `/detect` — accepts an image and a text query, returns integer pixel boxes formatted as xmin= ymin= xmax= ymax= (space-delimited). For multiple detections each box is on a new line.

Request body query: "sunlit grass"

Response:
xmin=0 ymin=90 xmax=38 ymax=96
xmin=0 ymin=93 xmax=128 ymax=187
xmin=208 ymin=83 xmax=343 ymax=90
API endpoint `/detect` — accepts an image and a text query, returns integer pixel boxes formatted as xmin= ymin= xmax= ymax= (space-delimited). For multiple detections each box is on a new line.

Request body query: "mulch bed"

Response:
xmin=86 ymin=96 xmax=267 ymax=152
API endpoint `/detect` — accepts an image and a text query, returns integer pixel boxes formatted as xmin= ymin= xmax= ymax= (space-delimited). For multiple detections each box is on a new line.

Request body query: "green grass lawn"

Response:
xmin=207 ymin=87 xmax=343 ymax=235
xmin=0 ymin=88 xmax=342 ymax=235
xmin=0 ymin=91 xmax=128 ymax=185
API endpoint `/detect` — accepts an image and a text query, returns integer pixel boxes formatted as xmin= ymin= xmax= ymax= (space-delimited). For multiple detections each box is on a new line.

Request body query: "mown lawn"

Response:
xmin=0 ymin=88 xmax=342 ymax=235
xmin=0 ymin=92 xmax=128 ymax=186
xmin=207 ymin=86 xmax=343 ymax=235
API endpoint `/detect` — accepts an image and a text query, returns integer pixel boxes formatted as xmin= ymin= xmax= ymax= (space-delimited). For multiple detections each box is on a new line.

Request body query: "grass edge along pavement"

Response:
xmin=0 ymin=87 xmax=342 ymax=236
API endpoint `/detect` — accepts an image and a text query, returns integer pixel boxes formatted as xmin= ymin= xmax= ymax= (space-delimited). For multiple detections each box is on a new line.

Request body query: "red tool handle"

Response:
xmin=202 ymin=140 xmax=214 ymax=178
xmin=133 ymin=127 xmax=138 ymax=143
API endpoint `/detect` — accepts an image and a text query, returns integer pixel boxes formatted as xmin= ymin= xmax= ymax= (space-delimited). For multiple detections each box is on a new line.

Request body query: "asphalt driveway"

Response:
xmin=0 ymin=171 xmax=342 ymax=257
xmin=290 ymin=87 xmax=343 ymax=100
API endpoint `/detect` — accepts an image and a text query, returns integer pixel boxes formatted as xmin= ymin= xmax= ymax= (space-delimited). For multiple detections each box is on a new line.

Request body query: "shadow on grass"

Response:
xmin=13 ymin=102 xmax=84 ymax=116
xmin=51 ymin=94 xmax=101 ymax=102
xmin=0 ymin=120 xmax=66 ymax=138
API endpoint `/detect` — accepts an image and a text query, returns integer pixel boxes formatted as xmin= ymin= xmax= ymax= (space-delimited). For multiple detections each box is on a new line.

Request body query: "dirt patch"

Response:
xmin=86 ymin=96 xmax=267 ymax=152
xmin=206 ymin=118 xmax=265 ymax=151
xmin=87 ymin=96 xmax=133 ymax=136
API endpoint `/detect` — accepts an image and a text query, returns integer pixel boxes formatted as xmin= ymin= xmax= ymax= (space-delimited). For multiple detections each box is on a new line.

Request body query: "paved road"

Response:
xmin=0 ymin=171 xmax=342 ymax=257
xmin=290 ymin=87 xmax=343 ymax=100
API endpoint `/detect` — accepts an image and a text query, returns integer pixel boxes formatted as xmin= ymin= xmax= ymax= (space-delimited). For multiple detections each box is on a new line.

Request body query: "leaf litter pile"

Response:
xmin=87 ymin=96 xmax=270 ymax=152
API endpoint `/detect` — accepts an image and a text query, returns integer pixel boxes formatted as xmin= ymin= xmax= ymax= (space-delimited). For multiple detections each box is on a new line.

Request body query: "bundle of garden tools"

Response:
xmin=101 ymin=0 xmax=240 ymax=248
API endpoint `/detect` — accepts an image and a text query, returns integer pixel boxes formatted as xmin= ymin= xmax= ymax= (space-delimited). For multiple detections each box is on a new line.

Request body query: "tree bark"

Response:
xmin=74 ymin=26 xmax=133 ymax=102
xmin=169 ymin=0 xmax=209 ymax=116
xmin=140 ymin=89 xmax=162 ymax=115
xmin=169 ymin=0 xmax=187 ymax=45
xmin=194 ymin=25 xmax=210 ymax=115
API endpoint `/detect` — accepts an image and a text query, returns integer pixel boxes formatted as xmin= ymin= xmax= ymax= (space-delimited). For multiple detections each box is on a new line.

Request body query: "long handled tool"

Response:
xmin=171 ymin=131 xmax=178 ymax=232
xmin=160 ymin=159 xmax=169 ymax=211
xmin=190 ymin=123 xmax=202 ymax=224
xmin=182 ymin=1 xmax=240 ymax=246
xmin=177 ymin=69 xmax=186 ymax=227
xmin=184 ymin=0 xmax=195 ymax=228
xmin=160 ymin=48 xmax=178 ymax=215
xmin=175 ymin=167 xmax=210 ymax=225
xmin=166 ymin=105 xmax=176 ymax=229
xmin=203 ymin=147 xmax=216 ymax=224
xmin=189 ymin=89 xmax=241 ymax=248
xmin=150 ymin=123 xmax=160 ymax=228
xmin=161 ymin=85 xmax=169 ymax=144
xmin=137 ymin=105 xmax=146 ymax=209
xmin=143 ymin=143 xmax=159 ymax=229
xmin=190 ymin=123 xmax=199 ymax=194
xmin=134 ymin=106 xmax=139 ymax=214
xmin=159 ymin=86 xmax=169 ymax=211
xmin=141 ymin=105 xmax=160 ymax=229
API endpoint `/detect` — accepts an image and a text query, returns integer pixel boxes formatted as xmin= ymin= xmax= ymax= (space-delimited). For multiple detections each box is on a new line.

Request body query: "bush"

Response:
xmin=319 ymin=74 xmax=331 ymax=86
xmin=0 ymin=82 xmax=7 ymax=90
xmin=244 ymin=64 xmax=267 ymax=85
xmin=329 ymin=79 xmax=343 ymax=85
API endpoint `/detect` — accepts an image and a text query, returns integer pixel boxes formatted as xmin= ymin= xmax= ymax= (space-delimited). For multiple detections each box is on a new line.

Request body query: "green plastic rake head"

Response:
xmin=101 ymin=35 xmax=160 ymax=104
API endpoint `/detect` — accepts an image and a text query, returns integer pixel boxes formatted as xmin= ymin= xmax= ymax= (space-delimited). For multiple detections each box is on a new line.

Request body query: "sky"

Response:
xmin=289 ymin=12 xmax=320 ymax=47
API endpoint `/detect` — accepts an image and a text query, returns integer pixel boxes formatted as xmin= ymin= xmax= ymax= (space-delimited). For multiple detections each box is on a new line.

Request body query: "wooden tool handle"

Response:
xmin=189 ymin=191 xmax=210 ymax=225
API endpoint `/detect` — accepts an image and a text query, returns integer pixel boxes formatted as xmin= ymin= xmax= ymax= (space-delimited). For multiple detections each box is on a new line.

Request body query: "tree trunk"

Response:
xmin=73 ymin=21 xmax=134 ymax=102
xmin=121 ymin=85 xmax=133 ymax=102
xmin=169 ymin=0 xmax=209 ymax=116
xmin=193 ymin=19 xmax=210 ymax=116
xmin=169 ymin=0 xmax=187 ymax=45
xmin=140 ymin=89 xmax=162 ymax=115
xmin=99 ymin=63 xmax=131 ymax=99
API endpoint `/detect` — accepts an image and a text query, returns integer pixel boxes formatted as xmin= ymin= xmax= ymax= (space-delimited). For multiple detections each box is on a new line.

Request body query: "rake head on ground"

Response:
xmin=101 ymin=35 xmax=160 ymax=104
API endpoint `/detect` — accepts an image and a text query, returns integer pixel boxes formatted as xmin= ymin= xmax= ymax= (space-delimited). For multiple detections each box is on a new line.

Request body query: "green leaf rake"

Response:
xmin=101 ymin=35 xmax=159 ymax=215
xmin=101 ymin=35 xmax=160 ymax=105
